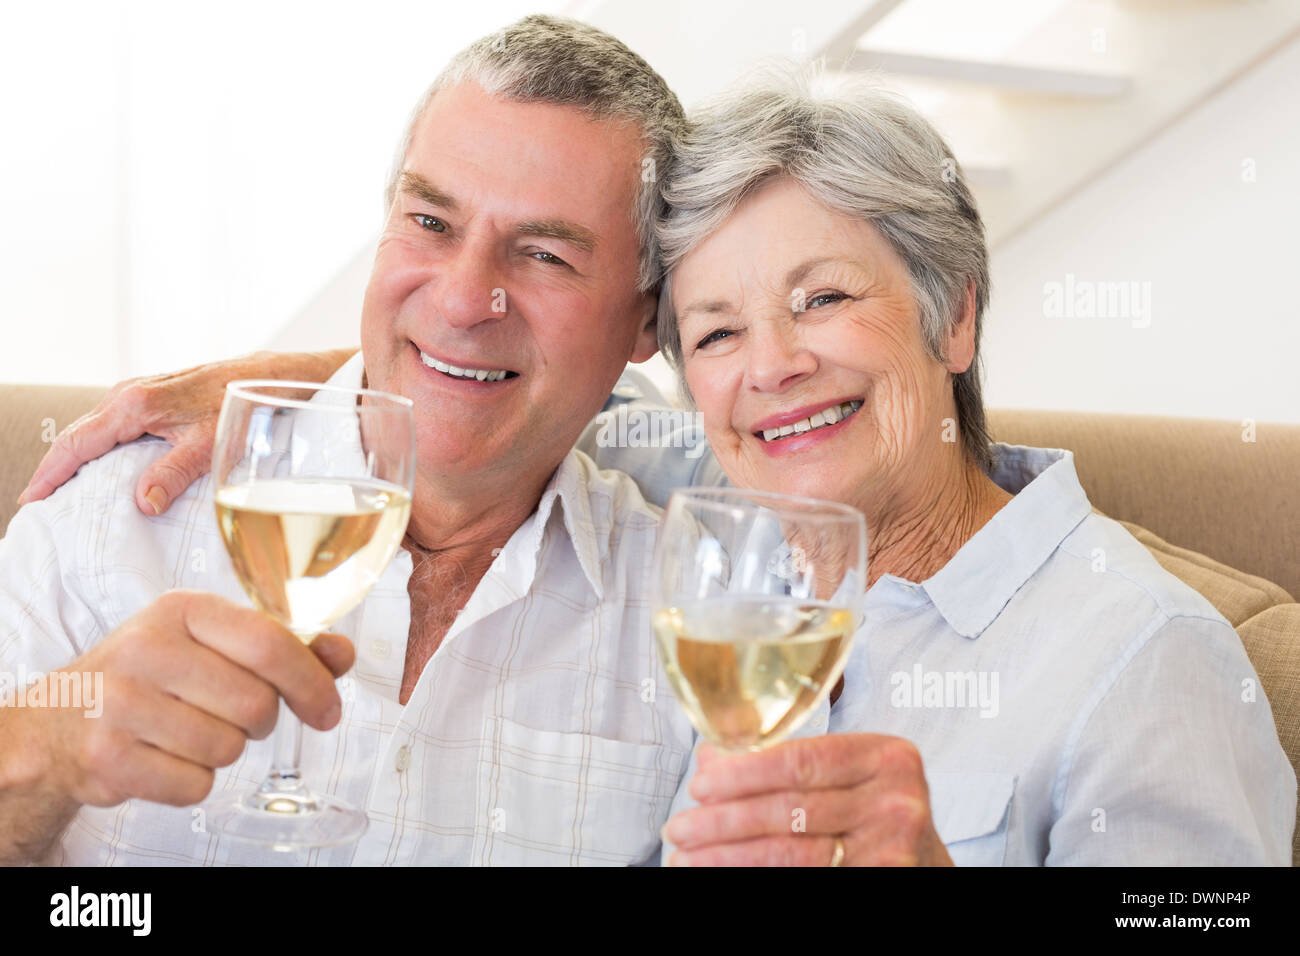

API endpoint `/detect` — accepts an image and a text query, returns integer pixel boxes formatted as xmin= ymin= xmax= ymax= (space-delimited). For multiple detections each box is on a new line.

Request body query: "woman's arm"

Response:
xmin=1048 ymin=614 xmax=1295 ymax=865
xmin=16 ymin=348 xmax=357 ymax=516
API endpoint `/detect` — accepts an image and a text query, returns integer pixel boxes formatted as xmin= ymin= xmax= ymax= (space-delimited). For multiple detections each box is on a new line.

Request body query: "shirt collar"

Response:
xmin=518 ymin=451 xmax=606 ymax=601
xmin=910 ymin=443 xmax=1093 ymax=639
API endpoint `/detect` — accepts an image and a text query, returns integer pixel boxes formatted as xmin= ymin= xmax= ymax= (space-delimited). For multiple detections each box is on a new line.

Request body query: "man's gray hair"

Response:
xmin=384 ymin=14 xmax=685 ymax=295
xmin=657 ymin=66 xmax=994 ymax=472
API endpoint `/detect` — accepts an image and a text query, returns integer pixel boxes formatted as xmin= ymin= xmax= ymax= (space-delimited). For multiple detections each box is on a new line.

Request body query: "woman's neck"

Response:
xmin=866 ymin=454 xmax=1012 ymax=588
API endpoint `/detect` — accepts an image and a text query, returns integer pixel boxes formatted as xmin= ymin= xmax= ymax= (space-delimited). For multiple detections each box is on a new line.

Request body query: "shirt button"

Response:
xmin=395 ymin=745 xmax=411 ymax=772
xmin=812 ymin=714 xmax=827 ymax=728
xmin=369 ymin=638 xmax=391 ymax=660
xmin=613 ymin=384 xmax=641 ymax=399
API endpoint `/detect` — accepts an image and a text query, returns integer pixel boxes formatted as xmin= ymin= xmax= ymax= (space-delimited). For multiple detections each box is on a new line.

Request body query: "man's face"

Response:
xmin=360 ymin=82 xmax=657 ymax=487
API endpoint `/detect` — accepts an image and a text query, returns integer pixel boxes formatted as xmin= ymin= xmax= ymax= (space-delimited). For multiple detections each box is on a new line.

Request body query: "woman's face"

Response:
xmin=672 ymin=176 xmax=971 ymax=513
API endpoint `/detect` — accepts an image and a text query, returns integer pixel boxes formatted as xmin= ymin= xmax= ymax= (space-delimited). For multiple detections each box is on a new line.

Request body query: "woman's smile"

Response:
xmin=747 ymin=397 xmax=865 ymax=457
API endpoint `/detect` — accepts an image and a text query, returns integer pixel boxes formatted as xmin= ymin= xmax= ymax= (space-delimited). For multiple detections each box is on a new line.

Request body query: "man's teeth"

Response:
xmin=420 ymin=351 xmax=511 ymax=382
xmin=761 ymin=401 xmax=862 ymax=442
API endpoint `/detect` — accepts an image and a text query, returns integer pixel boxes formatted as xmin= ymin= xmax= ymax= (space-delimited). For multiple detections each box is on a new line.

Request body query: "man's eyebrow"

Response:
xmin=398 ymin=171 xmax=457 ymax=210
xmin=516 ymin=219 xmax=598 ymax=254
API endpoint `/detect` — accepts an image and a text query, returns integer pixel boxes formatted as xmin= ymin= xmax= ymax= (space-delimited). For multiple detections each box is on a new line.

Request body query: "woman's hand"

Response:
xmin=663 ymin=734 xmax=954 ymax=866
xmin=16 ymin=348 xmax=357 ymax=516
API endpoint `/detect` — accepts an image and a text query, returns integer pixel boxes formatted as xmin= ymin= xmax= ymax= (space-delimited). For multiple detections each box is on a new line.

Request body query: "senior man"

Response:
xmin=0 ymin=15 xmax=700 ymax=866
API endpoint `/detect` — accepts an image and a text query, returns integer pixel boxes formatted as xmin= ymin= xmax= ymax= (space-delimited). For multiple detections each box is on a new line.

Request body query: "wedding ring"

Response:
xmin=829 ymin=835 xmax=845 ymax=867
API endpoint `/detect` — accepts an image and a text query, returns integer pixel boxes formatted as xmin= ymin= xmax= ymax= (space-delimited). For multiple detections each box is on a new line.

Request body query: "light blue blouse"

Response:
xmin=580 ymin=372 xmax=1296 ymax=865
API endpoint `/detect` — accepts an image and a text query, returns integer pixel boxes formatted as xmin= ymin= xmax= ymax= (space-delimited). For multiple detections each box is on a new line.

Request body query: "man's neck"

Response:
xmin=396 ymin=454 xmax=563 ymax=705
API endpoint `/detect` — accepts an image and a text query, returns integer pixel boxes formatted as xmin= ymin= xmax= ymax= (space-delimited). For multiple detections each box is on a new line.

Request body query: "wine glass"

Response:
xmin=205 ymin=379 xmax=415 ymax=849
xmin=652 ymin=488 xmax=867 ymax=752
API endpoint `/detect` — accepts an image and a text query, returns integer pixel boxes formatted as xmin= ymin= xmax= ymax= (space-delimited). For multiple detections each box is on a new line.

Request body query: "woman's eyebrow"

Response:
xmin=678 ymin=298 xmax=736 ymax=320
xmin=784 ymin=256 xmax=852 ymax=289
xmin=679 ymin=256 xmax=859 ymax=317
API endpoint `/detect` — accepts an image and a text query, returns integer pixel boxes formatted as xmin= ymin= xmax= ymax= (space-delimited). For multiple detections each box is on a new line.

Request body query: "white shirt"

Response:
xmin=0 ymin=354 xmax=696 ymax=866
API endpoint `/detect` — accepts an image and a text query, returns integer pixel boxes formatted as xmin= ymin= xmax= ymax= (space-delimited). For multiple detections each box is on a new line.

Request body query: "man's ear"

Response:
xmin=943 ymin=278 xmax=978 ymax=375
xmin=629 ymin=291 xmax=660 ymax=364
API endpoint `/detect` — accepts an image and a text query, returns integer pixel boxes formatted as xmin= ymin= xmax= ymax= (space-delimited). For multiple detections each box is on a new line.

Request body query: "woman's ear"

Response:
xmin=629 ymin=291 xmax=660 ymax=364
xmin=943 ymin=279 xmax=978 ymax=375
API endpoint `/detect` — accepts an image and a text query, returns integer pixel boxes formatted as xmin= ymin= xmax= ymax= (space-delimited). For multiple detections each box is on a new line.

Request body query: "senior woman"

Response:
xmin=629 ymin=68 xmax=1293 ymax=867
xmin=18 ymin=71 xmax=1294 ymax=867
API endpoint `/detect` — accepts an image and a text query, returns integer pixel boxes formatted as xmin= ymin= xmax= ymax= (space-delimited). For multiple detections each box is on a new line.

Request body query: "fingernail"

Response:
xmin=324 ymin=700 xmax=341 ymax=726
xmin=144 ymin=486 xmax=167 ymax=515
xmin=15 ymin=489 xmax=29 ymax=507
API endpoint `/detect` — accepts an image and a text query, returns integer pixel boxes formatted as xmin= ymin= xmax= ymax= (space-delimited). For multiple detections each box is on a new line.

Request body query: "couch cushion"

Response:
xmin=990 ymin=410 xmax=1300 ymax=600
xmin=1116 ymin=519 xmax=1295 ymax=627
xmin=0 ymin=384 xmax=109 ymax=536
xmin=1236 ymin=603 xmax=1300 ymax=866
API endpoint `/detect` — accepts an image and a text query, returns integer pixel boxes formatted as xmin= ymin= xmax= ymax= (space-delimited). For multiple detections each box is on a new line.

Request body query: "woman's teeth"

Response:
xmin=420 ymin=350 xmax=512 ymax=382
xmin=760 ymin=400 xmax=862 ymax=442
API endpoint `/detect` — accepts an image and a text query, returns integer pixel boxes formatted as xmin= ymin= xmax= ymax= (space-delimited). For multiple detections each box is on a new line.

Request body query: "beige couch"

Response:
xmin=2 ymin=385 xmax=1297 ymax=862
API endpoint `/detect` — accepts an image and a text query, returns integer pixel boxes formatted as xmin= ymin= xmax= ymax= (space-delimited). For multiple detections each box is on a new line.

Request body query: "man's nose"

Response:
xmin=745 ymin=318 xmax=817 ymax=394
xmin=436 ymin=237 xmax=508 ymax=330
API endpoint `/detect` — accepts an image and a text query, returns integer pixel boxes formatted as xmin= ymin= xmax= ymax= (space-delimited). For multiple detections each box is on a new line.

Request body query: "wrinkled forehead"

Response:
xmin=404 ymin=84 xmax=645 ymax=233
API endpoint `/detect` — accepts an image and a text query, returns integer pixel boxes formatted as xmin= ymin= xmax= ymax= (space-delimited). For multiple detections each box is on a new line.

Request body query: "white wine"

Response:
xmin=653 ymin=598 xmax=855 ymax=752
xmin=215 ymin=478 xmax=412 ymax=640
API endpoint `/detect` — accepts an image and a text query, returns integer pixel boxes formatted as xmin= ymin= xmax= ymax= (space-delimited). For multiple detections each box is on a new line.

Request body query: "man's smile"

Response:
xmin=413 ymin=344 xmax=520 ymax=384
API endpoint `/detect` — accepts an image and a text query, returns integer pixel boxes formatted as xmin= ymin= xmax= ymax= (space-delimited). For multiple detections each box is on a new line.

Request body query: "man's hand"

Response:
xmin=662 ymin=735 xmax=954 ymax=867
xmin=16 ymin=348 xmax=358 ymax=516
xmin=0 ymin=590 xmax=355 ymax=863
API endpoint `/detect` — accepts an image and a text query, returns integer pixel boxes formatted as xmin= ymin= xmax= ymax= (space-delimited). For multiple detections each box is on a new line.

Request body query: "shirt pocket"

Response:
xmin=926 ymin=771 xmax=1016 ymax=866
xmin=472 ymin=716 xmax=688 ymax=866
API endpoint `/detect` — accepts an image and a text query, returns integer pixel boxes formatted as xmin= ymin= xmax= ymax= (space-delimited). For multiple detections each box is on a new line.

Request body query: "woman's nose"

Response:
xmin=745 ymin=320 xmax=817 ymax=394
xmin=436 ymin=239 xmax=508 ymax=330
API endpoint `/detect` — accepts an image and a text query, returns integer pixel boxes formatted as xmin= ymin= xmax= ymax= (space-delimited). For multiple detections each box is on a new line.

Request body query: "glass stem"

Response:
xmin=262 ymin=699 xmax=308 ymax=797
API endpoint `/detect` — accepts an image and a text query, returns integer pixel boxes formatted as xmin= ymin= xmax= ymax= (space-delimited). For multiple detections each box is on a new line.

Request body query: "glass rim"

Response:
xmin=665 ymin=486 xmax=866 ymax=525
xmin=224 ymin=379 xmax=414 ymax=412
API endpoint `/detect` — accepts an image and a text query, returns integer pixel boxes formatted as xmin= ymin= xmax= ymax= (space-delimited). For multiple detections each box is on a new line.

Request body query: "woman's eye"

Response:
xmin=412 ymin=214 xmax=447 ymax=233
xmin=695 ymin=328 xmax=735 ymax=349
xmin=806 ymin=291 xmax=848 ymax=309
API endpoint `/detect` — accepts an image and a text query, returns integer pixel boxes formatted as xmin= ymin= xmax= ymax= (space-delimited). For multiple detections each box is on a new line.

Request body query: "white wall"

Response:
xmin=980 ymin=33 xmax=1300 ymax=424
xmin=0 ymin=0 xmax=553 ymax=386
xmin=5 ymin=2 xmax=1296 ymax=426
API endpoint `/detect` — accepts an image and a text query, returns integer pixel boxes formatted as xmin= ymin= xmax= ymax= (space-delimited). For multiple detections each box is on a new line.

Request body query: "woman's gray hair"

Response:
xmin=383 ymin=14 xmax=685 ymax=295
xmin=657 ymin=66 xmax=994 ymax=472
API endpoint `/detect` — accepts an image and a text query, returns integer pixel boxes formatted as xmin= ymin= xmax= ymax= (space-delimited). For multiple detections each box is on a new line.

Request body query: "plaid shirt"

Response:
xmin=0 ymin=354 xmax=695 ymax=866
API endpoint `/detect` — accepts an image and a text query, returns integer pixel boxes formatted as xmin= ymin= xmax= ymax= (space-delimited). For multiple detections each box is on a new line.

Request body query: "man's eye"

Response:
xmin=696 ymin=328 xmax=735 ymax=349
xmin=412 ymin=214 xmax=446 ymax=233
xmin=530 ymin=250 xmax=569 ymax=267
xmin=806 ymin=291 xmax=848 ymax=309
